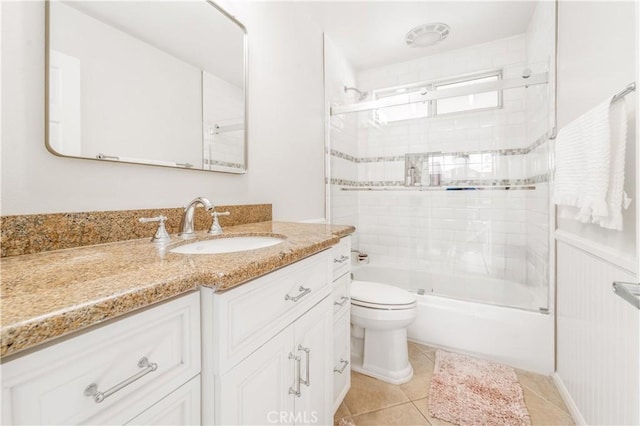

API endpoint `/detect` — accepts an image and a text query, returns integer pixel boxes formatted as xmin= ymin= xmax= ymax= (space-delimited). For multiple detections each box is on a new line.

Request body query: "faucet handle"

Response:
xmin=208 ymin=211 xmax=230 ymax=235
xmin=138 ymin=215 xmax=171 ymax=243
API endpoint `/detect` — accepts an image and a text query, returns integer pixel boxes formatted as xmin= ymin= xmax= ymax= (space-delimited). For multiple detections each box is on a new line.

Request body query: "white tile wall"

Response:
xmin=327 ymin=21 xmax=553 ymax=312
xmin=325 ymin=35 xmax=359 ymax=226
xmin=523 ymin=0 xmax=554 ymax=298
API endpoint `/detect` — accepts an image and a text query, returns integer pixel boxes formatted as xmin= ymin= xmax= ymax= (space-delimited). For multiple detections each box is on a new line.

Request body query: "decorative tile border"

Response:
xmin=330 ymin=129 xmax=553 ymax=165
xmin=330 ymin=175 xmax=548 ymax=189
xmin=204 ymin=159 xmax=245 ymax=170
xmin=339 ymin=186 xmax=536 ymax=191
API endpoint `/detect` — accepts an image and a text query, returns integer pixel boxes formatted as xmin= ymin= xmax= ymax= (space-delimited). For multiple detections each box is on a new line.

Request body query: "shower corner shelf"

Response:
xmin=612 ymin=281 xmax=640 ymax=310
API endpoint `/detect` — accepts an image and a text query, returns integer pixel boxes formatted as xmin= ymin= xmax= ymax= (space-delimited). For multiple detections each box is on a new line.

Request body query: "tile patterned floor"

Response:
xmin=335 ymin=342 xmax=575 ymax=426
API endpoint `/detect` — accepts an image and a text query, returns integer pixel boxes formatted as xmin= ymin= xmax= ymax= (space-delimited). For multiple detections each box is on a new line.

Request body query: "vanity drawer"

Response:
xmin=1 ymin=292 xmax=201 ymax=426
xmin=331 ymin=236 xmax=351 ymax=280
xmin=332 ymin=272 xmax=351 ymax=317
xmin=213 ymin=251 xmax=331 ymax=374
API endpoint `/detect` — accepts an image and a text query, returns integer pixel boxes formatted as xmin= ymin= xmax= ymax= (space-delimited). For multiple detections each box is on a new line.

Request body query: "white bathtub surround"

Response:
xmin=326 ymin=31 xmax=553 ymax=312
xmin=353 ymin=264 xmax=554 ymax=374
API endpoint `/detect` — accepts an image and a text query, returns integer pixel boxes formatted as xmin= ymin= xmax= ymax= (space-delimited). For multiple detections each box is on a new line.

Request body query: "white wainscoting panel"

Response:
xmin=556 ymin=241 xmax=639 ymax=425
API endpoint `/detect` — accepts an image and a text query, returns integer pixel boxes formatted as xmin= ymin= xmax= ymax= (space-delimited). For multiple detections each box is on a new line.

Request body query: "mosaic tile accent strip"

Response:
xmin=332 ymin=174 xmax=548 ymax=190
xmin=204 ymin=159 xmax=246 ymax=170
xmin=339 ymin=186 xmax=535 ymax=192
xmin=526 ymin=130 xmax=553 ymax=153
xmin=358 ymin=155 xmax=406 ymax=163
xmin=1 ymin=204 xmax=272 ymax=258
xmin=330 ymin=149 xmax=358 ymax=163
xmin=329 ymin=130 xmax=553 ymax=166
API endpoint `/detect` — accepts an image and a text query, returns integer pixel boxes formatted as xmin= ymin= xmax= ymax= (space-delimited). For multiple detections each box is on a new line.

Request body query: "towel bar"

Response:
xmin=549 ymin=82 xmax=636 ymax=140
xmin=612 ymin=281 xmax=640 ymax=310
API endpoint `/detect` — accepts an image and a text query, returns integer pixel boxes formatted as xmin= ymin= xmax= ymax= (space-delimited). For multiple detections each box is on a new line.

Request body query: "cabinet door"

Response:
xmin=332 ymin=309 xmax=351 ymax=412
xmin=217 ymin=325 xmax=295 ymax=426
xmin=125 ymin=376 xmax=200 ymax=426
xmin=294 ymin=297 xmax=333 ymax=426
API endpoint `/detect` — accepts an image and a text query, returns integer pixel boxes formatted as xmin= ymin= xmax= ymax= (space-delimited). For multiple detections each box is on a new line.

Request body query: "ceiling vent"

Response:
xmin=405 ymin=23 xmax=450 ymax=48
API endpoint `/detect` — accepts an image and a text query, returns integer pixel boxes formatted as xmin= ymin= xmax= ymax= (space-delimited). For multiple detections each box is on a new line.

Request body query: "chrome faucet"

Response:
xmin=178 ymin=197 xmax=214 ymax=238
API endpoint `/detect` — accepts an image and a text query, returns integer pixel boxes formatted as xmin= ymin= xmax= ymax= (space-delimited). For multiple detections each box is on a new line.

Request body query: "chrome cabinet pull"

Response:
xmin=334 ymin=358 xmax=350 ymax=374
xmin=285 ymin=286 xmax=311 ymax=302
xmin=334 ymin=296 xmax=349 ymax=306
xmin=84 ymin=357 xmax=158 ymax=403
xmin=288 ymin=352 xmax=301 ymax=397
xmin=333 ymin=255 xmax=349 ymax=264
xmin=298 ymin=345 xmax=310 ymax=387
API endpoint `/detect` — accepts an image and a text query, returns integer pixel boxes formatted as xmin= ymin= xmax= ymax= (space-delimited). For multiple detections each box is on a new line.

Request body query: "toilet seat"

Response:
xmin=351 ymin=299 xmax=417 ymax=310
xmin=351 ymin=280 xmax=417 ymax=310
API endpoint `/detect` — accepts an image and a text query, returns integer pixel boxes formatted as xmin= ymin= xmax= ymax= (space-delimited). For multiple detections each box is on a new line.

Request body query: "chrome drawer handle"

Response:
xmin=288 ymin=352 xmax=301 ymax=397
xmin=285 ymin=286 xmax=311 ymax=302
xmin=298 ymin=345 xmax=310 ymax=387
xmin=334 ymin=358 xmax=350 ymax=374
xmin=333 ymin=255 xmax=349 ymax=264
xmin=84 ymin=357 xmax=158 ymax=403
xmin=334 ymin=296 xmax=350 ymax=306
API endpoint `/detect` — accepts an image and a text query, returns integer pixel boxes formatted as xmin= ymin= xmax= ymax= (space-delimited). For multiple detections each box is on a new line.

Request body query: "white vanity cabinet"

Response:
xmin=330 ymin=236 xmax=352 ymax=412
xmin=203 ymin=251 xmax=334 ymax=426
xmin=1 ymin=292 xmax=201 ymax=426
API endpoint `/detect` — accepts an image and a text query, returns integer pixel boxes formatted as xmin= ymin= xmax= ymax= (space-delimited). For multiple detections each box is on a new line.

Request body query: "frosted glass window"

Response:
xmin=435 ymin=75 xmax=500 ymax=115
xmin=375 ymin=101 xmax=428 ymax=124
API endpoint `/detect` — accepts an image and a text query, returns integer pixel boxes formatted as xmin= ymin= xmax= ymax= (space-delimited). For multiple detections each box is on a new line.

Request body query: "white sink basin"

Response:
xmin=170 ymin=236 xmax=284 ymax=255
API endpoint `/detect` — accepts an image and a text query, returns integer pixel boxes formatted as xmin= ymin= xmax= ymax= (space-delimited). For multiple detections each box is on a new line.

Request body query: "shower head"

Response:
xmin=344 ymin=86 xmax=368 ymax=101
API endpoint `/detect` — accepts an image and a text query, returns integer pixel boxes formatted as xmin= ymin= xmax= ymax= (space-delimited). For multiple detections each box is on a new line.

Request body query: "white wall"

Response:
xmin=556 ymin=1 xmax=637 ymax=260
xmin=51 ymin=2 xmax=203 ymax=165
xmin=555 ymin=1 xmax=639 ymax=425
xmin=1 ymin=1 xmax=325 ymax=221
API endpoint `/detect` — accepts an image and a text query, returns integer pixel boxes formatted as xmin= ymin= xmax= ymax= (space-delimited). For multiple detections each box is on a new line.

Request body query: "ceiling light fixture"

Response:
xmin=405 ymin=23 xmax=450 ymax=48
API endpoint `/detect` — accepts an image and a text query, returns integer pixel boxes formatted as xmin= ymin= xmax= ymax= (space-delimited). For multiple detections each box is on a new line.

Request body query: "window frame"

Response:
xmin=370 ymin=69 xmax=503 ymax=124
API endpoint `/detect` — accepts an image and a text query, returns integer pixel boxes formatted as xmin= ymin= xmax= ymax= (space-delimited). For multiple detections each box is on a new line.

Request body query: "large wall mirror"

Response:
xmin=46 ymin=0 xmax=247 ymax=173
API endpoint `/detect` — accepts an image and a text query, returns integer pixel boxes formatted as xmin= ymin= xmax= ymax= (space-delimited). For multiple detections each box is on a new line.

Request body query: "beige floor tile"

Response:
xmin=408 ymin=342 xmax=426 ymax=359
xmin=334 ymin=401 xmax=352 ymax=425
xmin=399 ymin=372 xmax=432 ymax=401
xmin=409 ymin=341 xmax=437 ymax=360
xmin=400 ymin=354 xmax=435 ymax=400
xmin=351 ymin=402 xmax=429 ymax=426
xmin=335 ymin=416 xmax=354 ymax=426
xmin=409 ymin=351 xmax=435 ymax=376
xmin=523 ymin=386 xmax=575 ymax=425
xmin=412 ymin=397 xmax=457 ymax=426
xmin=516 ymin=368 xmax=571 ymax=414
xmin=345 ymin=372 xmax=410 ymax=416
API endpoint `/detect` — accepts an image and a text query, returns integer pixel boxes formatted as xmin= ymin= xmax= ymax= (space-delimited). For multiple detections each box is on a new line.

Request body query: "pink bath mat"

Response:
xmin=428 ymin=350 xmax=531 ymax=426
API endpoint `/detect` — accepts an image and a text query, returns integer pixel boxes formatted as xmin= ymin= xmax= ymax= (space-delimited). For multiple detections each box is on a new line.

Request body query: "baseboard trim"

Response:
xmin=552 ymin=372 xmax=587 ymax=425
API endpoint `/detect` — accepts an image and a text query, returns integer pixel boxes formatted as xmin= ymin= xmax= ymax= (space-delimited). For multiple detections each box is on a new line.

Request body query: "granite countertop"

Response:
xmin=0 ymin=221 xmax=355 ymax=358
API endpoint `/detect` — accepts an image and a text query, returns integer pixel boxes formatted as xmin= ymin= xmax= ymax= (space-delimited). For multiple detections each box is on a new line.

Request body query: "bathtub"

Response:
xmin=352 ymin=264 xmax=554 ymax=374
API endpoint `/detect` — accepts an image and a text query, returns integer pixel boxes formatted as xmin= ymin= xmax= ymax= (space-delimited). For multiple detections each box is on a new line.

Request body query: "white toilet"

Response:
xmin=350 ymin=280 xmax=418 ymax=385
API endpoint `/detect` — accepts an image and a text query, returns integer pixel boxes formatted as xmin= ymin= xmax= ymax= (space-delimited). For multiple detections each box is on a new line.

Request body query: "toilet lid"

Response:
xmin=351 ymin=280 xmax=417 ymax=307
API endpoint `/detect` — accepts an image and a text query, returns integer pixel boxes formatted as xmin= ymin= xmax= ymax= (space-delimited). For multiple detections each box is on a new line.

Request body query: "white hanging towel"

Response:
xmin=553 ymin=97 xmax=629 ymax=230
